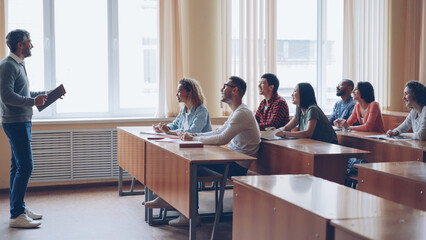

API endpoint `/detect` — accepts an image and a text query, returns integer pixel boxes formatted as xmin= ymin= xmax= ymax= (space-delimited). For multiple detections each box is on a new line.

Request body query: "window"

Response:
xmin=230 ymin=0 xmax=343 ymax=114
xmin=6 ymin=0 xmax=159 ymax=118
xmin=277 ymin=0 xmax=343 ymax=114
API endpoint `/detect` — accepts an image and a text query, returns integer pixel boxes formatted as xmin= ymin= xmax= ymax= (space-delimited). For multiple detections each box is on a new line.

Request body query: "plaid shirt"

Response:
xmin=255 ymin=92 xmax=290 ymax=130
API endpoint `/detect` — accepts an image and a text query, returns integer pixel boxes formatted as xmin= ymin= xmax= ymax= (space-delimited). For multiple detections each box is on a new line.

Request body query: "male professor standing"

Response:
xmin=0 ymin=29 xmax=60 ymax=228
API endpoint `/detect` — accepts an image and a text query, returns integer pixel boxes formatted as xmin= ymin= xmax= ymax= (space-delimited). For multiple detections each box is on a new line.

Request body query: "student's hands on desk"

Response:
xmin=386 ymin=129 xmax=400 ymax=137
xmin=179 ymin=132 xmax=194 ymax=141
xmin=152 ymin=122 xmax=171 ymax=134
xmin=334 ymin=119 xmax=352 ymax=130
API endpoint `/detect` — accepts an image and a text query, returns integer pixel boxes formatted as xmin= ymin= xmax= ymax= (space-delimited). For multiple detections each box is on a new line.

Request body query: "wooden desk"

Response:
xmin=357 ymin=161 xmax=426 ymax=211
xmin=331 ymin=215 xmax=426 ymax=240
xmin=117 ymin=127 xmax=149 ymax=185
xmin=118 ymin=126 xmax=256 ymax=240
xmin=232 ymin=175 xmax=425 ymax=240
xmin=253 ymin=139 xmax=370 ymax=184
xmin=337 ymin=131 xmax=426 ymax=163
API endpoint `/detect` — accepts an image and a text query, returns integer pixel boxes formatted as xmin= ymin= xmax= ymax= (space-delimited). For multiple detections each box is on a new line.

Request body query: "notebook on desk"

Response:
xmin=37 ymin=84 xmax=66 ymax=112
xmin=178 ymin=141 xmax=204 ymax=148
xmin=364 ymin=135 xmax=410 ymax=141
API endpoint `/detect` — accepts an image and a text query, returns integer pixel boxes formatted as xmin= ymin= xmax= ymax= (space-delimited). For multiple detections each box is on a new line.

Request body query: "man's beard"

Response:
xmin=221 ymin=93 xmax=232 ymax=103
xmin=336 ymin=89 xmax=346 ymax=97
xmin=23 ymin=49 xmax=31 ymax=58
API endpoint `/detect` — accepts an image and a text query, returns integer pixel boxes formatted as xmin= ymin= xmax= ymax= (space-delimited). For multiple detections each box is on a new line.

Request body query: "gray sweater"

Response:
xmin=0 ymin=56 xmax=45 ymax=123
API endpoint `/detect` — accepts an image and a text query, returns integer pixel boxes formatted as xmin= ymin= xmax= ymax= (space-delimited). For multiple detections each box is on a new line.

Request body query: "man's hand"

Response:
xmin=180 ymin=132 xmax=194 ymax=141
xmin=34 ymin=95 xmax=48 ymax=106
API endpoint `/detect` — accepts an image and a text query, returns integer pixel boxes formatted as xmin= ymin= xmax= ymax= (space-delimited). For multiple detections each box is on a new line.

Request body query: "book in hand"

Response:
xmin=37 ymin=84 xmax=66 ymax=112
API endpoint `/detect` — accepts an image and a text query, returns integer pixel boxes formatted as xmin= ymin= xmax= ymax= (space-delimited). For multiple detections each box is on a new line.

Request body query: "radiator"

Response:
xmin=30 ymin=129 xmax=130 ymax=183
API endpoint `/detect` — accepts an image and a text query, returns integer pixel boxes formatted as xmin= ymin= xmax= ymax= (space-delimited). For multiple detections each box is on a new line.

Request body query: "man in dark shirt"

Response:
xmin=255 ymin=73 xmax=289 ymax=130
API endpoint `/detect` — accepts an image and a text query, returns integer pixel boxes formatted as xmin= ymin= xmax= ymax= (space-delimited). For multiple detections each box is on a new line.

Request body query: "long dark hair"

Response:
xmin=298 ymin=82 xmax=317 ymax=110
xmin=296 ymin=82 xmax=317 ymax=119
xmin=357 ymin=81 xmax=375 ymax=103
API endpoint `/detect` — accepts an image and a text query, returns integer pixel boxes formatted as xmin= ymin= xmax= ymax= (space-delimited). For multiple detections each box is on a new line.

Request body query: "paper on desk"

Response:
xmin=140 ymin=131 xmax=166 ymax=135
xmin=364 ymin=135 xmax=411 ymax=141
xmin=332 ymin=126 xmax=343 ymax=131
xmin=155 ymin=138 xmax=180 ymax=142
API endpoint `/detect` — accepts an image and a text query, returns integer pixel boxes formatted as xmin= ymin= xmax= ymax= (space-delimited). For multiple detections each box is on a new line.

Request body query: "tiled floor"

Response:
xmin=0 ymin=184 xmax=233 ymax=240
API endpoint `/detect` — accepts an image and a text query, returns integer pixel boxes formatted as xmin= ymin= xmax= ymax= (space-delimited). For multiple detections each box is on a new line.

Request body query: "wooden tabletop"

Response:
xmin=356 ymin=161 xmax=426 ymax=183
xmin=232 ymin=174 xmax=424 ymax=220
xmin=336 ymin=131 xmax=426 ymax=151
xmin=147 ymin=140 xmax=256 ymax=164
xmin=118 ymin=126 xmax=256 ymax=163
xmin=262 ymin=138 xmax=370 ymax=156
xmin=118 ymin=126 xmax=166 ymax=139
xmin=331 ymin=215 xmax=426 ymax=240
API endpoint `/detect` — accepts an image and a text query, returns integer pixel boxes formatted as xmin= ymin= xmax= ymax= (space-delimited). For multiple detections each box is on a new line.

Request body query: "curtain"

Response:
xmin=403 ymin=0 xmax=422 ymax=86
xmin=0 ymin=0 xmax=6 ymax=59
xmin=157 ymin=0 xmax=183 ymax=118
xmin=419 ymin=1 xmax=426 ymax=85
xmin=343 ymin=0 xmax=389 ymax=110
xmin=224 ymin=0 xmax=276 ymax=112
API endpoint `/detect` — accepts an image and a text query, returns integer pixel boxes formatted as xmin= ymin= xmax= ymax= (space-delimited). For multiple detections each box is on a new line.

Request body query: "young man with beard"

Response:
xmin=328 ymin=79 xmax=356 ymax=125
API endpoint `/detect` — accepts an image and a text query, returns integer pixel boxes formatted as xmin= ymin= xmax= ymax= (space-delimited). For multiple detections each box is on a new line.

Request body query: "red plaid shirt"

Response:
xmin=255 ymin=92 xmax=290 ymax=130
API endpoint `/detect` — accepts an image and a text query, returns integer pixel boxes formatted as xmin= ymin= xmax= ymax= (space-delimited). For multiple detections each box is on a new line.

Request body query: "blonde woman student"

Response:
xmin=153 ymin=78 xmax=212 ymax=135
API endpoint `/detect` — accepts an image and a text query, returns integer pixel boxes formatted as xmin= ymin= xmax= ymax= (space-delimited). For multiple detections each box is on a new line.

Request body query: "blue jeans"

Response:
xmin=2 ymin=122 xmax=33 ymax=219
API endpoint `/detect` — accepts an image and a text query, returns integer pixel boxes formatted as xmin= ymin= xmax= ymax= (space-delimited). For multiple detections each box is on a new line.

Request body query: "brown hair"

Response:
xmin=179 ymin=78 xmax=206 ymax=107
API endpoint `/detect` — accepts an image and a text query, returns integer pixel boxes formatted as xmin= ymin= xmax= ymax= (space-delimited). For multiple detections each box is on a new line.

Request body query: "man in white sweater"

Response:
xmin=182 ymin=76 xmax=261 ymax=174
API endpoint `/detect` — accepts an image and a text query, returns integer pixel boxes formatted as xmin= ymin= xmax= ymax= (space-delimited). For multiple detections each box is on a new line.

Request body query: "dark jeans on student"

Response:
xmin=204 ymin=162 xmax=248 ymax=177
xmin=2 ymin=122 xmax=33 ymax=219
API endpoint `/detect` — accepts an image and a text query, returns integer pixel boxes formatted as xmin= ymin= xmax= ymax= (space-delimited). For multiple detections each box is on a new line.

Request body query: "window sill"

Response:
xmin=31 ymin=117 xmax=175 ymax=125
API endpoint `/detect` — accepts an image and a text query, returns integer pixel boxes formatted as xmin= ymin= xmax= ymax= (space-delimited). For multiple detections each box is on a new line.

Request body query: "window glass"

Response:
xmin=54 ymin=0 xmax=108 ymax=114
xmin=276 ymin=0 xmax=317 ymax=114
xmin=6 ymin=0 xmax=45 ymax=91
xmin=323 ymin=0 xmax=344 ymax=113
xmin=6 ymin=0 xmax=159 ymax=118
xmin=118 ymin=0 xmax=158 ymax=114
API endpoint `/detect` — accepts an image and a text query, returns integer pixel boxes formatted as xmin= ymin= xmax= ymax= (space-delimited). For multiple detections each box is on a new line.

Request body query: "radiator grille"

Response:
xmin=30 ymin=129 xmax=129 ymax=183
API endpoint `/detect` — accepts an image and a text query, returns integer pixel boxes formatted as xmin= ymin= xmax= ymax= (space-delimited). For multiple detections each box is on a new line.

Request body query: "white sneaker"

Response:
xmin=144 ymin=197 xmax=173 ymax=209
xmin=9 ymin=213 xmax=41 ymax=228
xmin=168 ymin=215 xmax=200 ymax=227
xmin=25 ymin=207 xmax=43 ymax=220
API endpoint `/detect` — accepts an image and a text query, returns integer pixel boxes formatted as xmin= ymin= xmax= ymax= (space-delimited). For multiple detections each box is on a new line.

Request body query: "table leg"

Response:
xmin=190 ymin=164 xmax=198 ymax=240
xmin=145 ymin=187 xmax=154 ymax=224
xmin=211 ymin=163 xmax=230 ymax=240
xmin=118 ymin=167 xmax=124 ymax=196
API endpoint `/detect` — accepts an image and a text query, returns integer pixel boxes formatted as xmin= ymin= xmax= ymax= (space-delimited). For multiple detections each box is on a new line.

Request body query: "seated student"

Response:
xmin=146 ymin=76 xmax=261 ymax=226
xmin=274 ymin=82 xmax=337 ymax=144
xmin=387 ymin=81 xmax=426 ymax=140
xmin=334 ymin=81 xmax=385 ymax=133
xmin=328 ymin=79 xmax=356 ymax=125
xmin=152 ymin=78 xmax=212 ymax=135
xmin=255 ymin=73 xmax=289 ymax=130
